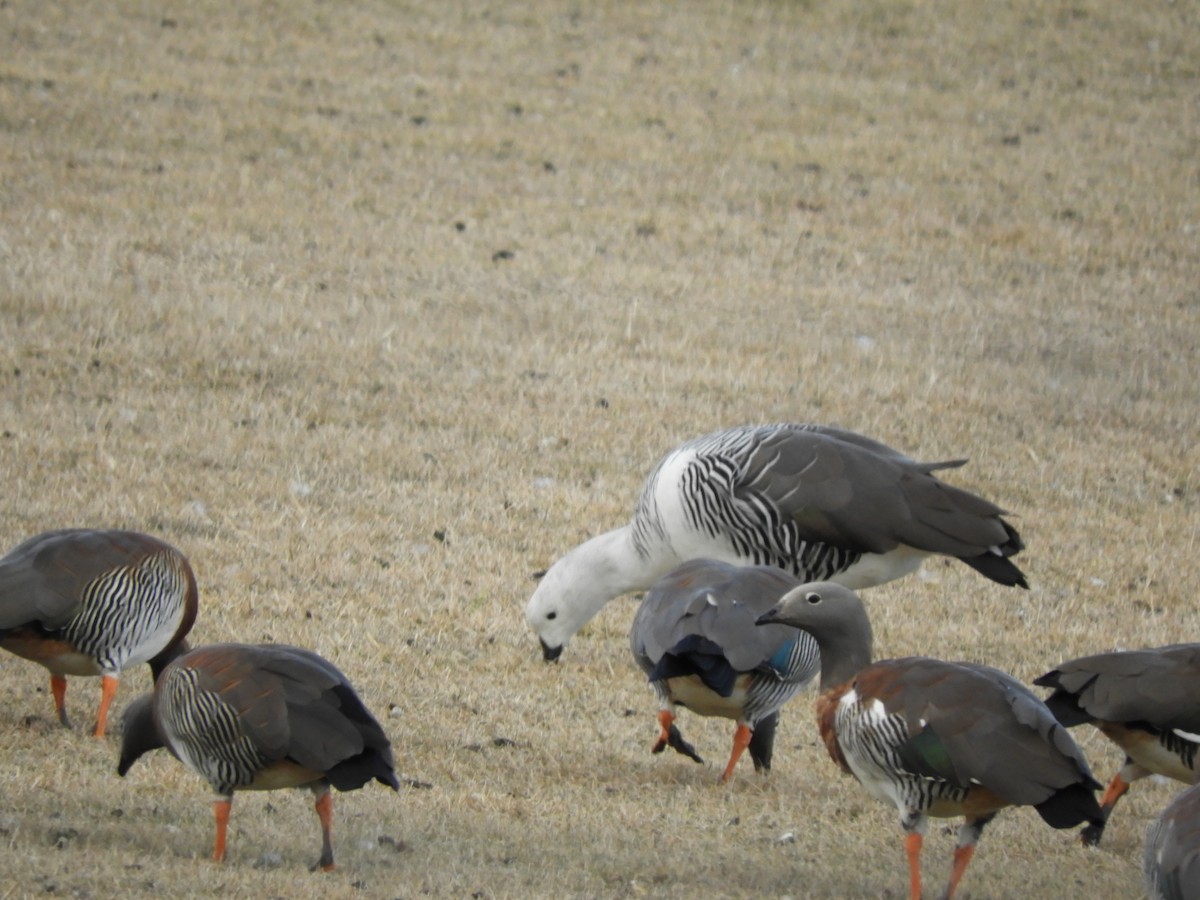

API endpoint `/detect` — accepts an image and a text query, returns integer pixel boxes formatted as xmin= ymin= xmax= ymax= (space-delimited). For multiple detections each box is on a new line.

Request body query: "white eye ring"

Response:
xmin=805 ymin=592 xmax=821 ymax=604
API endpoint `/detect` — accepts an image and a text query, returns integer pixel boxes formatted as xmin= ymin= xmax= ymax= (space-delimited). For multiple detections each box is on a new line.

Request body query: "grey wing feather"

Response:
xmin=740 ymin=426 xmax=1012 ymax=556
xmin=247 ymin=645 xmax=373 ymax=772
xmin=632 ymin=558 xmax=807 ymax=674
xmin=1042 ymin=645 xmax=1200 ymax=732
xmin=888 ymin=659 xmax=1097 ymax=804
xmin=0 ymin=529 xmax=167 ymax=629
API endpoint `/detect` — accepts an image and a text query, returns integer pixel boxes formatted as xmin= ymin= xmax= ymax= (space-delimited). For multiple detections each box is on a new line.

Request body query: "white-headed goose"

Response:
xmin=527 ymin=424 xmax=1026 ymax=661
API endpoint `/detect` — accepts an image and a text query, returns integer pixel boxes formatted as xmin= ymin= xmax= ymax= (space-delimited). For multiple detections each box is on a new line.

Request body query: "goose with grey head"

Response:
xmin=630 ymin=558 xmax=819 ymax=782
xmin=527 ymin=423 xmax=1027 ymax=662
xmin=756 ymin=582 xmax=1101 ymax=900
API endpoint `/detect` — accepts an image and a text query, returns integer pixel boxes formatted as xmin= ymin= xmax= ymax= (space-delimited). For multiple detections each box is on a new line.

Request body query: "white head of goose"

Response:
xmin=527 ymin=423 xmax=1027 ymax=662
xmin=756 ymin=582 xmax=1101 ymax=900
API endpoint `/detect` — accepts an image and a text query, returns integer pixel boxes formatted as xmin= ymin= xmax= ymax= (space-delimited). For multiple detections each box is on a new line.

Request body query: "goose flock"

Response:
xmin=0 ymin=423 xmax=1194 ymax=896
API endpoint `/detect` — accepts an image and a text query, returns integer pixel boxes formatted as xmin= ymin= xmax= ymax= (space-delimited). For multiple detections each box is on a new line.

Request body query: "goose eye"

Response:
xmin=546 ymin=611 xmax=558 ymax=621
xmin=805 ymin=591 xmax=821 ymax=605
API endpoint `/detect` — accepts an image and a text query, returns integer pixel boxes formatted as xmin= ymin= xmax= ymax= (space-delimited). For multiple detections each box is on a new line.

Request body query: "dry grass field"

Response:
xmin=1 ymin=0 xmax=1197 ymax=897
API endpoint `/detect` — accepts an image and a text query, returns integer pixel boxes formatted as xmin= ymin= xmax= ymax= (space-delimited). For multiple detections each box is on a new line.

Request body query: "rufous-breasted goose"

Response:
xmin=0 ymin=528 xmax=198 ymax=737
xmin=1145 ymin=783 xmax=1200 ymax=900
xmin=630 ymin=558 xmax=819 ymax=782
xmin=1035 ymin=643 xmax=1200 ymax=845
xmin=117 ymin=642 xmax=399 ymax=871
xmin=756 ymin=582 xmax=1102 ymax=900
xmin=527 ymin=423 xmax=1027 ymax=661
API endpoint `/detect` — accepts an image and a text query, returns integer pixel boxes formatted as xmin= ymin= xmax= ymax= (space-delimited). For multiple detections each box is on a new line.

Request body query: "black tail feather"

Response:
xmin=1034 ymin=782 xmax=1104 ymax=830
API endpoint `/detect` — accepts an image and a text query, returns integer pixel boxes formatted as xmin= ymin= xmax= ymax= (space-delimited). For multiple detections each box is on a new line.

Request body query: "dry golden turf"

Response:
xmin=1 ymin=0 xmax=1197 ymax=897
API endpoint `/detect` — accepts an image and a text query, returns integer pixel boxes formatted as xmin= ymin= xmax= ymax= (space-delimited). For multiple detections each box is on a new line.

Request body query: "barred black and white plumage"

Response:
xmin=118 ymin=642 xmax=399 ymax=871
xmin=528 ymin=423 xmax=1027 ymax=661
xmin=629 ymin=559 xmax=820 ymax=781
xmin=159 ymin=664 xmax=271 ymax=794
xmin=63 ymin=549 xmax=194 ymax=674
xmin=1036 ymin=643 xmax=1200 ymax=846
xmin=756 ymin=581 xmax=1102 ymax=900
xmin=0 ymin=528 xmax=198 ymax=736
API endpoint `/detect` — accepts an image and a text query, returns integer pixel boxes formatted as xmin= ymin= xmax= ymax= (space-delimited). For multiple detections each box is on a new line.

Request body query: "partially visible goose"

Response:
xmin=630 ymin=558 xmax=819 ymax=782
xmin=118 ymin=642 xmax=399 ymax=870
xmin=1034 ymin=643 xmax=1200 ymax=845
xmin=756 ymin=582 xmax=1101 ymax=900
xmin=0 ymin=528 xmax=198 ymax=737
xmin=1145 ymin=784 xmax=1200 ymax=900
xmin=527 ymin=424 xmax=1026 ymax=661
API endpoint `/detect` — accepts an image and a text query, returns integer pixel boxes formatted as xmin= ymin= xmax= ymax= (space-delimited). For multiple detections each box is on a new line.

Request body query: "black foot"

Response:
xmin=652 ymin=723 xmax=703 ymax=764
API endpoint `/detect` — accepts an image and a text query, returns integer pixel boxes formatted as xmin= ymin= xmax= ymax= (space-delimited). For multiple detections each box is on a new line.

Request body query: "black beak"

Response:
xmin=540 ymin=638 xmax=563 ymax=662
xmin=755 ymin=609 xmax=780 ymax=626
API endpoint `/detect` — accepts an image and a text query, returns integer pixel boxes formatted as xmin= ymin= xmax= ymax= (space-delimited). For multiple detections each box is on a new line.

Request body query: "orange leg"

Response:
xmin=945 ymin=842 xmax=977 ymax=899
xmin=654 ymin=710 xmax=675 ymax=751
xmin=50 ymin=675 xmax=71 ymax=728
xmin=904 ymin=831 xmax=923 ymax=900
xmin=1098 ymin=772 xmax=1130 ymax=811
xmin=93 ymin=674 xmax=119 ymax=738
xmin=720 ymin=723 xmax=753 ymax=783
xmin=212 ymin=797 xmax=232 ymax=862
xmin=313 ymin=789 xmax=335 ymax=872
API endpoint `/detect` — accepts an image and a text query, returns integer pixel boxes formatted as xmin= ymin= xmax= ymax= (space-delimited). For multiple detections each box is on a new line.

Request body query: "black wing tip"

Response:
xmin=960 ymin=552 xmax=1030 ymax=589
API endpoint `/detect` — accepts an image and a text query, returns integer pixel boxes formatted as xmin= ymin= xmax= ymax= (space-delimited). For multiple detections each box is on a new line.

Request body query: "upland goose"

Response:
xmin=527 ymin=423 xmax=1026 ymax=661
xmin=118 ymin=642 xmax=399 ymax=871
xmin=0 ymin=528 xmax=198 ymax=737
xmin=630 ymin=558 xmax=819 ymax=782
xmin=1145 ymin=783 xmax=1200 ymax=900
xmin=1034 ymin=643 xmax=1200 ymax=845
xmin=756 ymin=582 xmax=1101 ymax=900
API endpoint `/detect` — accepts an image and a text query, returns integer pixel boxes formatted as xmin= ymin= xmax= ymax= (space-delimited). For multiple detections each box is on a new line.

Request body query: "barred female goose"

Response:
xmin=630 ymin=558 xmax=819 ymax=782
xmin=527 ymin=424 xmax=1026 ymax=661
xmin=0 ymin=528 xmax=198 ymax=737
xmin=1145 ymin=784 xmax=1200 ymax=900
xmin=1034 ymin=643 xmax=1200 ymax=846
xmin=756 ymin=582 xmax=1101 ymax=900
xmin=118 ymin=642 xmax=399 ymax=871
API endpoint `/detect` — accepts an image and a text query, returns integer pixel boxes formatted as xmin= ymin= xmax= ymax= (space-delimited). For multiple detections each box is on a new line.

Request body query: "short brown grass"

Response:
xmin=1 ymin=0 xmax=1197 ymax=897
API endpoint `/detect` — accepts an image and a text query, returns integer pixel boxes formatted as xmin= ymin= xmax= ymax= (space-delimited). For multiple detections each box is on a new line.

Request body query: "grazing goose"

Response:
xmin=756 ymin=582 xmax=1101 ymax=900
xmin=0 ymin=528 xmax=198 ymax=737
xmin=1145 ymin=783 xmax=1200 ymax=900
xmin=117 ymin=642 xmax=399 ymax=871
xmin=630 ymin=558 xmax=819 ymax=782
xmin=1034 ymin=643 xmax=1200 ymax=846
xmin=527 ymin=423 xmax=1026 ymax=661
